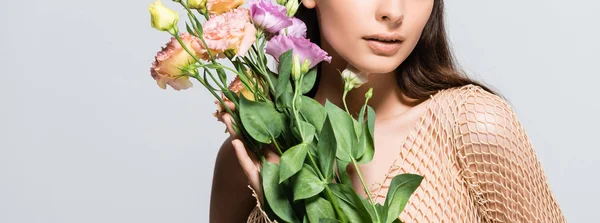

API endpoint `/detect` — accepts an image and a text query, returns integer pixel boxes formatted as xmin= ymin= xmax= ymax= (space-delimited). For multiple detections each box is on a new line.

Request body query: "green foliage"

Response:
xmin=293 ymin=165 xmax=326 ymax=201
xmin=279 ymin=143 xmax=310 ymax=183
xmin=239 ymin=96 xmax=285 ymax=144
xmin=262 ymin=162 xmax=300 ymax=223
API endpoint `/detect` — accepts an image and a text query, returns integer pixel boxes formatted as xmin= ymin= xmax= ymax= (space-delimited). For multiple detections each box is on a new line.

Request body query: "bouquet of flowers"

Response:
xmin=147 ymin=0 xmax=423 ymax=222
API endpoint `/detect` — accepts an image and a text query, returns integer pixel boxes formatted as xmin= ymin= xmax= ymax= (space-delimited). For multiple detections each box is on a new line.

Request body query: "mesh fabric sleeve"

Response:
xmin=246 ymin=185 xmax=277 ymax=223
xmin=454 ymin=87 xmax=566 ymax=222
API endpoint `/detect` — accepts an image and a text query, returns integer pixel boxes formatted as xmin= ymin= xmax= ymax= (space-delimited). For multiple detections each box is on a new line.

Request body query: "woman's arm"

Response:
xmin=454 ymin=86 xmax=566 ymax=222
xmin=210 ymin=136 xmax=256 ymax=223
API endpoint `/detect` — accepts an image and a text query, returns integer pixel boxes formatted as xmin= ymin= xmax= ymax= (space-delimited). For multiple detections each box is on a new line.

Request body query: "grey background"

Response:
xmin=0 ymin=0 xmax=597 ymax=222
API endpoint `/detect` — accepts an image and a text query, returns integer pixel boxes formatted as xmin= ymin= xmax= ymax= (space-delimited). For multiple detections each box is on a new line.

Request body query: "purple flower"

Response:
xmin=281 ymin=18 xmax=307 ymax=38
xmin=250 ymin=0 xmax=293 ymax=34
xmin=266 ymin=35 xmax=332 ymax=69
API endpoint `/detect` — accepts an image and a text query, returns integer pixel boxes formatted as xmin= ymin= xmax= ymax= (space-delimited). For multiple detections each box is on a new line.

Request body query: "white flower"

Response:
xmin=341 ymin=64 xmax=369 ymax=90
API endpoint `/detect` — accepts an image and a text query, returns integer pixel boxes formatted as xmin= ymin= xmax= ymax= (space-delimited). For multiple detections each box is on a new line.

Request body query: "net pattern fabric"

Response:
xmin=246 ymin=84 xmax=566 ymax=223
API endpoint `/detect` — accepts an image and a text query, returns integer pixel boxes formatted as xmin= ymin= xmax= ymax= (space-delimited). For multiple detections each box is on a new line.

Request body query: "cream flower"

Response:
xmin=187 ymin=0 xmax=207 ymax=10
xmin=148 ymin=0 xmax=179 ymax=34
xmin=150 ymin=33 xmax=208 ymax=90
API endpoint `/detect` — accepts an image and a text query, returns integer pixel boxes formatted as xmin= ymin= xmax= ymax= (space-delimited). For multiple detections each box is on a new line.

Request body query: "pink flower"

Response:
xmin=203 ymin=8 xmax=257 ymax=57
xmin=150 ymin=33 xmax=207 ymax=90
xmin=266 ymin=35 xmax=332 ymax=69
xmin=282 ymin=17 xmax=307 ymax=38
xmin=250 ymin=0 xmax=292 ymax=34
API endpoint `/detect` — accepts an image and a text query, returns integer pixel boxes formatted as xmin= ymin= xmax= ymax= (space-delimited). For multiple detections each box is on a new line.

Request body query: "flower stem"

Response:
xmin=291 ymin=76 xmax=347 ymax=223
xmin=342 ymin=89 xmax=350 ymax=115
xmin=306 ymin=146 xmax=347 ymax=223
xmin=270 ymin=134 xmax=283 ymax=156
xmin=352 ymin=158 xmax=380 ymax=222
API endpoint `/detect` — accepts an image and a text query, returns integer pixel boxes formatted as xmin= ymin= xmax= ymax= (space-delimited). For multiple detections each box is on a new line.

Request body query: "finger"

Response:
xmin=264 ymin=146 xmax=281 ymax=165
xmin=232 ymin=139 xmax=261 ymax=196
xmin=222 ymin=114 xmax=238 ymax=138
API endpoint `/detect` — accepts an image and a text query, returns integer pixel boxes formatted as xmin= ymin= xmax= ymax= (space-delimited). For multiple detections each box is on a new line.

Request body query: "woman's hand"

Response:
xmin=217 ymin=100 xmax=281 ymax=205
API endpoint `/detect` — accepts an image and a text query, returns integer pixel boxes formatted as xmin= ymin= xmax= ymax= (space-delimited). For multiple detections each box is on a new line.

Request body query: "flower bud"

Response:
xmin=301 ymin=59 xmax=310 ymax=75
xmin=149 ymin=0 xmax=180 ymax=35
xmin=285 ymin=0 xmax=299 ymax=17
xmin=187 ymin=0 xmax=207 ymax=10
xmin=276 ymin=0 xmax=288 ymax=6
xmin=292 ymin=55 xmax=302 ymax=81
xmin=365 ymin=88 xmax=373 ymax=100
xmin=340 ymin=64 xmax=369 ymax=89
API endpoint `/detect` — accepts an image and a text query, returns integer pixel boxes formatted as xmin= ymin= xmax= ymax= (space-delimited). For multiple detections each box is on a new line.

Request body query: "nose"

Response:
xmin=376 ymin=0 xmax=405 ymax=26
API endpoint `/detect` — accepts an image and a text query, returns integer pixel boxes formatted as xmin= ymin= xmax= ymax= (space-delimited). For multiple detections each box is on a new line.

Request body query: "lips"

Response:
xmin=362 ymin=33 xmax=405 ymax=42
xmin=362 ymin=37 xmax=401 ymax=43
xmin=362 ymin=33 xmax=405 ymax=55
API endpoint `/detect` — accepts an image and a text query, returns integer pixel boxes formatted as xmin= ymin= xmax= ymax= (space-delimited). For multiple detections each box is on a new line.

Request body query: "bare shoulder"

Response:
xmin=210 ymin=136 xmax=255 ymax=222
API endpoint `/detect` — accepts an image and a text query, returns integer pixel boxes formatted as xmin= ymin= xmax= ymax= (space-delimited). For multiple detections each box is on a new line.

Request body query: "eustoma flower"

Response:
xmin=340 ymin=64 xmax=370 ymax=90
xmin=207 ymin=0 xmax=245 ymax=15
xmin=281 ymin=17 xmax=307 ymax=38
xmin=203 ymin=8 xmax=257 ymax=57
xmin=150 ymin=33 xmax=207 ymax=90
xmin=148 ymin=0 xmax=179 ymax=35
xmin=187 ymin=0 xmax=207 ymax=10
xmin=250 ymin=0 xmax=293 ymax=34
xmin=266 ymin=35 xmax=332 ymax=71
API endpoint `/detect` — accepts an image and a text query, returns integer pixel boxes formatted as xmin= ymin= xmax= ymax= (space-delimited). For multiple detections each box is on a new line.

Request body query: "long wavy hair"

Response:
xmin=297 ymin=0 xmax=500 ymax=99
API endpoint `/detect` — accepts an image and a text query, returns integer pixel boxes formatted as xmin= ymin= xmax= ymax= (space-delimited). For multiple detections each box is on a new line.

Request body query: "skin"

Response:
xmin=210 ymin=0 xmax=434 ymax=222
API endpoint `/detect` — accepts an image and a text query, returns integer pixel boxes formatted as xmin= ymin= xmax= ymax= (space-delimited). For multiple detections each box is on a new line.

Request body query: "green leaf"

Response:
xmin=275 ymin=49 xmax=293 ymax=100
xmin=305 ymin=197 xmax=336 ymax=223
xmin=375 ymin=203 xmax=386 ymax=219
xmin=239 ymin=96 xmax=284 ymax=144
xmin=357 ymin=106 xmax=375 ymax=164
xmin=319 ymin=219 xmax=342 ymax=223
xmin=262 ymin=162 xmax=300 ymax=223
xmin=325 ymin=100 xmax=357 ymax=162
xmin=361 ymin=195 xmax=379 ymax=223
xmin=328 ymin=183 xmax=372 ymax=223
xmin=352 ymin=119 xmax=363 ymax=158
xmin=279 ymin=143 xmax=309 ymax=183
xmin=299 ymin=96 xmax=326 ymax=134
xmin=335 ymin=159 xmax=352 ymax=186
xmin=367 ymin=106 xmax=375 ymax=138
xmin=356 ymin=123 xmax=374 ymax=164
xmin=293 ymin=165 xmax=326 ymax=201
xmin=383 ymin=174 xmax=423 ymax=223
xmin=267 ymin=69 xmax=279 ymax=95
xmin=301 ymin=68 xmax=317 ymax=94
xmin=317 ymin=116 xmax=336 ymax=182
xmin=276 ymin=90 xmax=294 ymax=112
xmin=293 ymin=120 xmax=316 ymax=143
xmin=185 ymin=23 xmax=198 ymax=37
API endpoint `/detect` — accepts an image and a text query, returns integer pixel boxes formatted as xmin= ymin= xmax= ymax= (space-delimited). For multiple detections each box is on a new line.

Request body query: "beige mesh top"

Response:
xmin=246 ymin=84 xmax=566 ymax=223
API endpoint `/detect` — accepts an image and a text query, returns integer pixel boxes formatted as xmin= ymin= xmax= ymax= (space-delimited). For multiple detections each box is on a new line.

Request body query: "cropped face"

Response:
xmin=302 ymin=0 xmax=434 ymax=74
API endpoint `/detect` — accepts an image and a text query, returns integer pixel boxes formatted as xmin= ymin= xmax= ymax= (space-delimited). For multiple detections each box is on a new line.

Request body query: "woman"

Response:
xmin=210 ymin=0 xmax=566 ymax=222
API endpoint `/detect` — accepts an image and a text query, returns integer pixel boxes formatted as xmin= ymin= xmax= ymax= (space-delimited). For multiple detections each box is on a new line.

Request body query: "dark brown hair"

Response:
xmin=297 ymin=0 xmax=501 ymax=99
